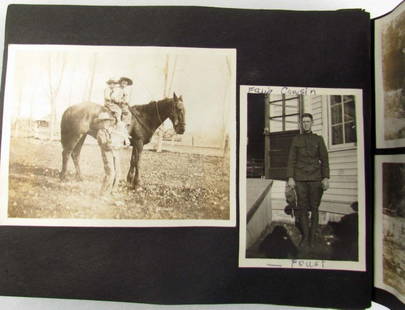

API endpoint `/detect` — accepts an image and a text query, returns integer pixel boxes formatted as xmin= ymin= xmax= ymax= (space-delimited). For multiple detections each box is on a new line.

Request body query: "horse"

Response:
xmin=60 ymin=93 xmax=185 ymax=189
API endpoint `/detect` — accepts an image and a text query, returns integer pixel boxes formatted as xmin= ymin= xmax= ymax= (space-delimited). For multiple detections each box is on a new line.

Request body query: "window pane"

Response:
xmin=344 ymin=99 xmax=356 ymax=122
xmin=343 ymin=95 xmax=355 ymax=103
xmin=269 ymin=118 xmax=283 ymax=132
xmin=332 ymin=124 xmax=343 ymax=145
xmin=285 ymin=98 xmax=299 ymax=115
xmin=331 ymin=95 xmax=342 ymax=106
xmin=269 ymin=103 xmax=283 ymax=118
xmin=331 ymin=104 xmax=342 ymax=125
xmin=345 ymin=122 xmax=357 ymax=143
xmin=285 ymin=115 xmax=300 ymax=131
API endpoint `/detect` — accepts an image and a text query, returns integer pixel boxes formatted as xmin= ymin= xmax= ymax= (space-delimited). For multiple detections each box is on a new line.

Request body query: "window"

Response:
xmin=329 ymin=95 xmax=356 ymax=147
xmin=267 ymin=94 xmax=302 ymax=133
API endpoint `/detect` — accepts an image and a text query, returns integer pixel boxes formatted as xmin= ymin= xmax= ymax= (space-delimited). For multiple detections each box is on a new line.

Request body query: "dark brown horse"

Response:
xmin=60 ymin=93 xmax=185 ymax=188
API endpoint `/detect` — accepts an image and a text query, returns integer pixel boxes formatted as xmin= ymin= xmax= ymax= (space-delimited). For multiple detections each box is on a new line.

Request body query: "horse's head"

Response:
xmin=169 ymin=93 xmax=185 ymax=134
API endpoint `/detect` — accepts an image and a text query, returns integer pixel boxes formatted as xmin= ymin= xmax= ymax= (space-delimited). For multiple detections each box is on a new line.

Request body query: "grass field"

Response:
xmin=6 ymin=137 xmax=230 ymax=221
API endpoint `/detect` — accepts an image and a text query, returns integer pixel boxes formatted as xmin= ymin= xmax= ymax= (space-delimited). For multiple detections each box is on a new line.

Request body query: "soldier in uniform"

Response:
xmin=286 ymin=113 xmax=330 ymax=248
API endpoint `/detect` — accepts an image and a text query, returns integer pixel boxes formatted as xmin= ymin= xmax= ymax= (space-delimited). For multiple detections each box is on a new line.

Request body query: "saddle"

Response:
xmin=104 ymin=102 xmax=131 ymax=126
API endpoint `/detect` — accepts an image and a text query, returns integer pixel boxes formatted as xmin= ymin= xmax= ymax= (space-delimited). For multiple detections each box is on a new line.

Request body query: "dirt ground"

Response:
xmin=6 ymin=137 xmax=230 ymax=220
xmin=383 ymin=236 xmax=405 ymax=295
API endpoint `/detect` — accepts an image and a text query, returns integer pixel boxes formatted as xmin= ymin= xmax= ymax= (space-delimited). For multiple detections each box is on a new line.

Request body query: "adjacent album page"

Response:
xmin=0 ymin=5 xmax=372 ymax=309
xmin=374 ymin=1 xmax=405 ymax=308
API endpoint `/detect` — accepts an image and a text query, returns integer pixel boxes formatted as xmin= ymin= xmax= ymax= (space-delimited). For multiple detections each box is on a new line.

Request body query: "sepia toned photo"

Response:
xmin=375 ymin=155 xmax=405 ymax=303
xmin=375 ymin=1 xmax=405 ymax=148
xmin=239 ymin=86 xmax=365 ymax=271
xmin=0 ymin=45 xmax=236 ymax=227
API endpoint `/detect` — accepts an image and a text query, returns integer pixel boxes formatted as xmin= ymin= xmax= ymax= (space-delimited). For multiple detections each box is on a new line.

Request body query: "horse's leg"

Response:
xmin=127 ymin=140 xmax=143 ymax=189
xmin=134 ymin=140 xmax=144 ymax=188
xmin=60 ymin=148 xmax=71 ymax=181
xmin=127 ymin=147 xmax=136 ymax=186
xmin=60 ymin=133 xmax=83 ymax=181
xmin=71 ymin=134 xmax=87 ymax=181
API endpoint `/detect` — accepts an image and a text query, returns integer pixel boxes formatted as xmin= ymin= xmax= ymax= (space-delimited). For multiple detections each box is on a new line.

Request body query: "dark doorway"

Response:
xmin=247 ymin=93 xmax=265 ymax=178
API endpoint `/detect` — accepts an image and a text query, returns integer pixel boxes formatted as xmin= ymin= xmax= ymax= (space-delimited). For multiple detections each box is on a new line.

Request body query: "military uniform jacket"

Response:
xmin=286 ymin=132 xmax=330 ymax=181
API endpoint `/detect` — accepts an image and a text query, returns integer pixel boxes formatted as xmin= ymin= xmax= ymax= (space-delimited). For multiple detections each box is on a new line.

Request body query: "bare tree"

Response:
xmin=155 ymin=55 xmax=179 ymax=152
xmin=221 ymin=56 xmax=232 ymax=153
xmin=14 ymin=87 xmax=23 ymax=137
xmin=86 ymin=53 xmax=98 ymax=101
xmin=48 ymin=52 xmax=66 ymax=140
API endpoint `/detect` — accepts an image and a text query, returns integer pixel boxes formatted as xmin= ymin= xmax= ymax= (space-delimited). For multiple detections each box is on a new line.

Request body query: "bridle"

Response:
xmin=155 ymin=98 xmax=182 ymax=127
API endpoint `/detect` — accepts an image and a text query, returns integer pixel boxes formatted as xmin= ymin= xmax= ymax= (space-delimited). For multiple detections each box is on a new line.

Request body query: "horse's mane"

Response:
xmin=129 ymin=98 xmax=172 ymax=114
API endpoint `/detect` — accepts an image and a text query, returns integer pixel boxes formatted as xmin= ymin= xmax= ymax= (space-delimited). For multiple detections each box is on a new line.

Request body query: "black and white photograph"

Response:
xmin=375 ymin=155 xmax=405 ymax=303
xmin=239 ymin=86 xmax=365 ymax=271
xmin=375 ymin=1 xmax=405 ymax=149
xmin=0 ymin=44 xmax=236 ymax=227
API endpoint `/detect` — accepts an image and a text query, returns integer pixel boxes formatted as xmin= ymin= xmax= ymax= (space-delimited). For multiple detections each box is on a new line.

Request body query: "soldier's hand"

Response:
xmin=321 ymin=178 xmax=329 ymax=191
xmin=287 ymin=178 xmax=296 ymax=189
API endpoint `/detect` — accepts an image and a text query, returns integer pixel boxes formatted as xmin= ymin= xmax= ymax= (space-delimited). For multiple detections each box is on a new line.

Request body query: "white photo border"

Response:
xmin=374 ymin=154 xmax=405 ymax=303
xmin=0 ymin=44 xmax=237 ymax=227
xmin=238 ymin=85 xmax=366 ymax=271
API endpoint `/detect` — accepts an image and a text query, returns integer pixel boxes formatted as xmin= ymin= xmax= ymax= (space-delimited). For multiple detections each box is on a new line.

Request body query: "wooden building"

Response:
xmin=247 ymin=93 xmax=358 ymax=226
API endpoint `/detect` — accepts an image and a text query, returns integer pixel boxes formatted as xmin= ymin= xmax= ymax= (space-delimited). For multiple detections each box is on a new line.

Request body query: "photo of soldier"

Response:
xmin=241 ymin=88 xmax=364 ymax=267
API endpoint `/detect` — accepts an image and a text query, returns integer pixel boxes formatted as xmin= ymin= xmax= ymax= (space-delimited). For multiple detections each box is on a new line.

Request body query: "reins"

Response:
xmin=130 ymin=99 xmax=173 ymax=135
xmin=130 ymin=106 xmax=154 ymax=135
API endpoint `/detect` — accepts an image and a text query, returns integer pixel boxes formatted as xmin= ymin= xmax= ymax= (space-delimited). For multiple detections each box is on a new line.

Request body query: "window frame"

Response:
xmin=326 ymin=95 xmax=357 ymax=151
xmin=267 ymin=94 xmax=302 ymax=133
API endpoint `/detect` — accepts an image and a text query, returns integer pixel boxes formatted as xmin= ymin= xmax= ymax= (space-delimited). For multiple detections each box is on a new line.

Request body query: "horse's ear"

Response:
xmin=173 ymin=92 xmax=177 ymax=100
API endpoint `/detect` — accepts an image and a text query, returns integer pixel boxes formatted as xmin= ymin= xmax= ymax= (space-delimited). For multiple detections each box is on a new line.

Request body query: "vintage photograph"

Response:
xmin=375 ymin=155 xmax=405 ymax=303
xmin=375 ymin=1 xmax=405 ymax=148
xmin=239 ymin=86 xmax=365 ymax=271
xmin=0 ymin=45 xmax=236 ymax=227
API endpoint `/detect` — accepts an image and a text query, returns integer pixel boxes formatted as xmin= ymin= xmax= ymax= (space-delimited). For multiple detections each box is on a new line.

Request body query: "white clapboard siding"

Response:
xmin=326 ymin=148 xmax=358 ymax=204
xmin=328 ymin=181 xmax=358 ymax=189
xmin=329 ymin=175 xmax=357 ymax=183
xmin=312 ymin=96 xmax=323 ymax=134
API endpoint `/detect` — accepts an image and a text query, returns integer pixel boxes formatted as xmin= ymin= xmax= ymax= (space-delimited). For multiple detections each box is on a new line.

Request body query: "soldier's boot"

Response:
xmin=309 ymin=210 xmax=319 ymax=247
xmin=298 ymin=210 xmax=310 ymax=248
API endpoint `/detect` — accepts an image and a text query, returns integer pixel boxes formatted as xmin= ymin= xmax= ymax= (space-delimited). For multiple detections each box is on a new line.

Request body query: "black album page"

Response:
xmin=374 ymin=1 xmax=405 ymax=309
xmin=0 ymin=5 xmax=371 ymax=309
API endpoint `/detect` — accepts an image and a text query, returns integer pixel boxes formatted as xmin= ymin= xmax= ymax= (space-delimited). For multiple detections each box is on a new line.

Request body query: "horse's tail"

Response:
xmin=60 ymin=106 xmax=74 ymax=150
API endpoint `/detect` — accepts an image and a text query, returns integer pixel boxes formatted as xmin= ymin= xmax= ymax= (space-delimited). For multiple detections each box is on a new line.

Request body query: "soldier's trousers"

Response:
xmin=100 ymin=149 xmax=121 ymax=194
xmin=295 ymin=181 xmax=324 ymax=241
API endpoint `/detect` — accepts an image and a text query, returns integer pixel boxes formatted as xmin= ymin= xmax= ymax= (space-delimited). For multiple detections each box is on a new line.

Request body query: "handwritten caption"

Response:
xmin=248 ymin=86 xmax=317 ymax=96
xmin=265 ymin=260 xmax=325 ymax=269
xmin=291 ymin=259 xmax=325 ymax=269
